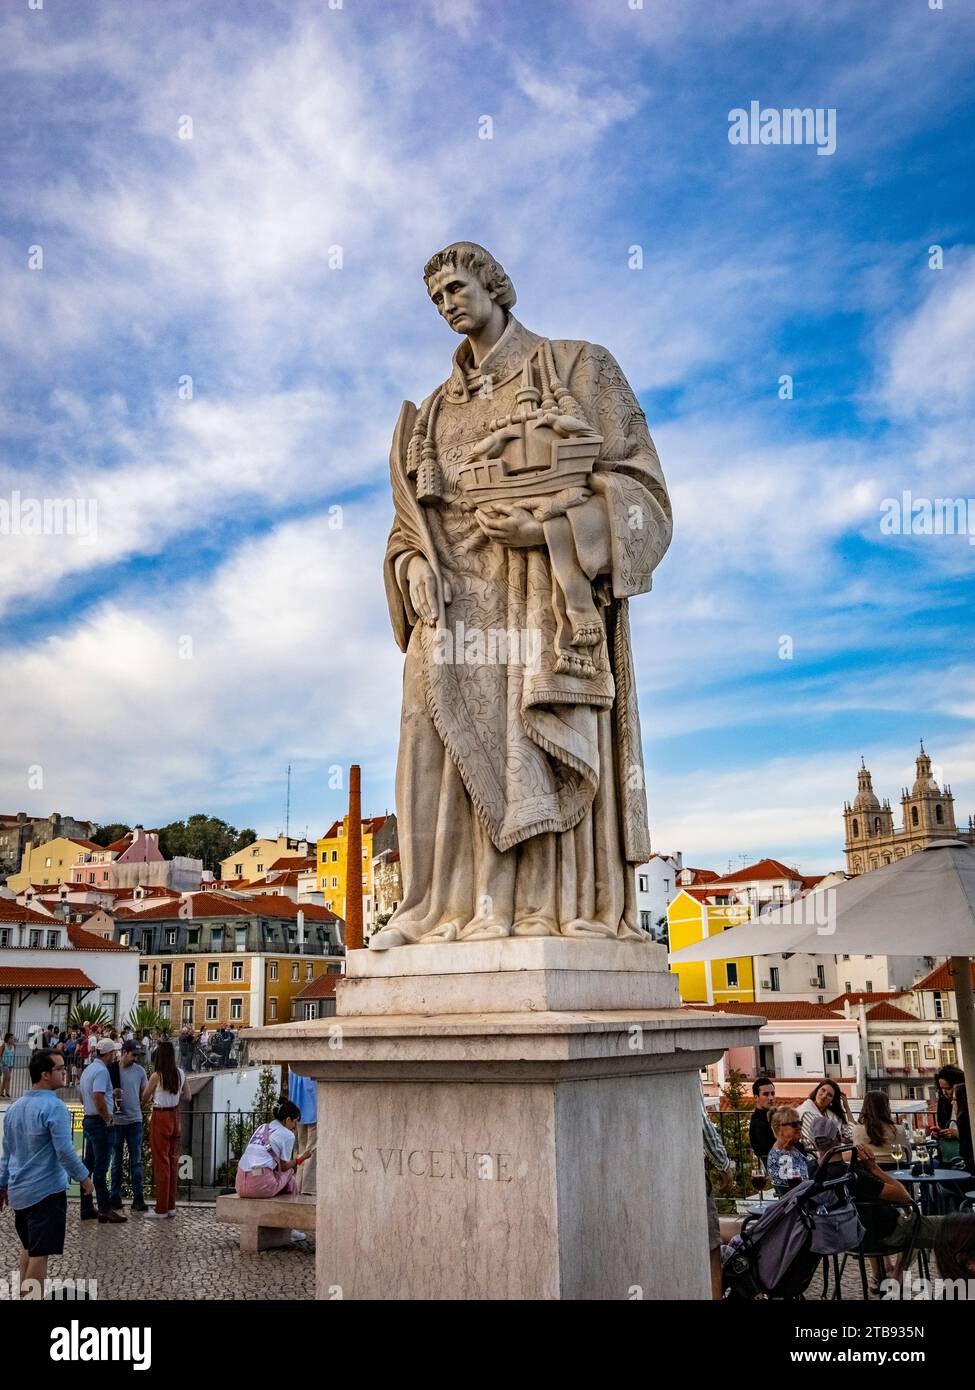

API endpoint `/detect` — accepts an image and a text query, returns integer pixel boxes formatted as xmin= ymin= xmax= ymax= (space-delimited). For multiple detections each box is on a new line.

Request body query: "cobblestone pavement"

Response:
xmin=0 ymin=1201 xmax=315 ymax=1301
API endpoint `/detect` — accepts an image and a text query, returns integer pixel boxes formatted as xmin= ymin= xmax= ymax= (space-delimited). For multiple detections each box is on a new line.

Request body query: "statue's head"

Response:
xmin=423 ymin=241 xmax=516 ymax=337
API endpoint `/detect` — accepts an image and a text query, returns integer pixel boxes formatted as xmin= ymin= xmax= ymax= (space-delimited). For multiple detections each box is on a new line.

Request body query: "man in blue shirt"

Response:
xmin=79 ymin=1036 xmax=126 ymax=1223
xmin=0 ymin=1048 xmax=92 ymax=1297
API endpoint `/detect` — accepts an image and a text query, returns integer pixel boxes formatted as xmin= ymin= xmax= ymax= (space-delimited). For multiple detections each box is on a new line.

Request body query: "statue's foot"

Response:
xmin=418 ymin=922 xmax=460 ymax=944
xmin=369 ymin=928 xmax=411 ymax=950
xmin=512 ymin=915 xmax=561 ymax=937
xmin=561 ymin=918 xmax=618 ymax=938
xmin=457 ymin=916 xmax=512 ymax=942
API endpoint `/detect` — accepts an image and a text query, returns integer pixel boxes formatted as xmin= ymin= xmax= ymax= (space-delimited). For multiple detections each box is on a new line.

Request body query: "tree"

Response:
xmin=156 ymin=816 xmax=258 ymax=875
xmin=126 ymin=1003 xmax=166 ymax=1035
xmin=252 ymin=1066 xmax=281 ymax=1127
xmin=91 ymin=823 xmax=131 ymax=847
xmin=68 ymin=1002 xmax=110 ymax=1029
xmin=717 ymin=1068 xmax=752 ymax=1199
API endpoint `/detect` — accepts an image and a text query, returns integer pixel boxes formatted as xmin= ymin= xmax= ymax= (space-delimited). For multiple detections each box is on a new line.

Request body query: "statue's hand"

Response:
xmin=474 ymin=504 xmax=545 ymax=548
xmin=407 ymin=555 xmax=450 ymax=624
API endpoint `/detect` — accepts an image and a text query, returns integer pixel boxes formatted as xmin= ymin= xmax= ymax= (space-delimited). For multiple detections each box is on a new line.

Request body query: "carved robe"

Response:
xmin=377 ymin=315 xmax=672 ymax=944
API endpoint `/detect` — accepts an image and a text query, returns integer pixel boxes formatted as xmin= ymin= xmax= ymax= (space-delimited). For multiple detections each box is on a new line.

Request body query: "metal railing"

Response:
xmin=61 ymin=1107 xmax=263 ymax=1202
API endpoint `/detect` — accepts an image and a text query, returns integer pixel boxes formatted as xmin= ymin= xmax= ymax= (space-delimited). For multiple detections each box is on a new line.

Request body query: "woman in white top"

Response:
xmin=143 ymin=1039 xmax=191 ymax=1219
xmin=235 ymin=1100 xmax=305 ymax=1199
xmin=852 ymin=1090 xmax=911 ymax=1167
xmin=797 ymin=1080 xmax=854 ymax=1147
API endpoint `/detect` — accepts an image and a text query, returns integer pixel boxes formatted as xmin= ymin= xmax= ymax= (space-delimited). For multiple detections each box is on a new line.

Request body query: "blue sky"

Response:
xmin=1 ymin=0 xmax=973 ymax=873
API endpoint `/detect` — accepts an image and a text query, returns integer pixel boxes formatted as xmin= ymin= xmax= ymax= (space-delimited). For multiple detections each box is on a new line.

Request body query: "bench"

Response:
xmin=215 ymin=1193 xmax=316 ymax=1254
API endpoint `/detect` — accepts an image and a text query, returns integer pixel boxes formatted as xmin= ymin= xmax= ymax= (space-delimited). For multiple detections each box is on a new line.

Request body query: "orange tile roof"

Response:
xmin=690 ymin=1001 xmax=848 ymax=1020
xmin=268 ymin=856 xmax=317 ymax=872
xmin=67 ymin=839 xmax=102 ymax=850
xmin=0 ymin=966 xmax=96 ymax=990
xmin=708 ymin=858 xmax=805 ymax=886
xmin=0 ymin=900 xmax=57 ymax=924
xmin=827 ymin=991 xmax=905 ymax=1008
xmin=682 ymin=868 xmax=719 ymax=883
xmin=295 ymin=974 xmax=341 ymax=1000
xmin=66 ymin=923 xmax=132 ymax=952
xmin=914 ymin=960 xmax=973 ymax=992
xmin=865 ymin=1002 xmax=918 ymax=1022
xmin=114 ymin=893 xmax=338 ymax=924
xmin=319 ymin=816 xmax=388 ymax=841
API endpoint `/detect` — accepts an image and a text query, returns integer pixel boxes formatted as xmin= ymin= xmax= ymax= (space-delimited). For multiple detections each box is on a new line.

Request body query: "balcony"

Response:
xmin=867 ymin=1067 xmax=935 ymax=1080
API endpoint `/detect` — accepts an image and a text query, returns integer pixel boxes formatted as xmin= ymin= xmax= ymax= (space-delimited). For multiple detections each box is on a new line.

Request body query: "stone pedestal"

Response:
xmin=248 ymin=941 xmax=761 ymax=1301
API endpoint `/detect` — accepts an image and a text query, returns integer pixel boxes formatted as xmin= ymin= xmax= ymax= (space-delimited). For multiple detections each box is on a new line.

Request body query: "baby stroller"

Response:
xmin=722 ymin=1145 xmax=865 ymax=1299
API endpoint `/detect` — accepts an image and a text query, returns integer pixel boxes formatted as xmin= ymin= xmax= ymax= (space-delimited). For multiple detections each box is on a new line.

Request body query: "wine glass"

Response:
xmin=751 ymin=1156 xmax=768 ymax=1203
xmin=890 ymin=1141 xmax=904 ymax=1170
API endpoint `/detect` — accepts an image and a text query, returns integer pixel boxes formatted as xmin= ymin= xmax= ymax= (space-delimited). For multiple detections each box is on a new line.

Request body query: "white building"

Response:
xmin=0 ymin=903 xmax=139 ymax=1040
xmin=634 ymin=852 xmax=682 ymax=939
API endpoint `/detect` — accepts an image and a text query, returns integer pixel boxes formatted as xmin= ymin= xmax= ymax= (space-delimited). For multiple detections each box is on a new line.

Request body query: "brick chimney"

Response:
xmin=345 ymin=765 xmax=364 ymax=951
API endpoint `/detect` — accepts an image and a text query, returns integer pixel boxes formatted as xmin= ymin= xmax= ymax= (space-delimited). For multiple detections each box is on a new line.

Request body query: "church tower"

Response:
xmin=900 ymin=742 xmax=957 ymax=848
xmin=843 ymin=760 xmax=894 ymax=873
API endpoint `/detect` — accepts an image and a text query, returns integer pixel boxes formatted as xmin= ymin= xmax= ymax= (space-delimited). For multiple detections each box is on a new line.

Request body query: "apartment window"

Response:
xmin=725 ymin=962 xmax=739 ymax=988
xmin=206 ymin=998 xmax=218 ymax=1020
xmin=868 ymin=1044 xmax=883 ymax=1073
xmin=865 ymin=980 xmax=873 ymax=992
xmin=231 ymin=960 xmax=244 ymax=981
xmin=256 ymin=864 xmax=263 ymax=874
xmin=99 ymin=992 xmax=118 ymax=1023
xmin=768 ymin=967 xmax=780 ymax=992
xmin=844 ymin=981 xmax=852 ymax=993
xmin=306 ymin=963 xmax=313 ymax=980
xmin=181 ymin=1000 xmax=194 ymax=1025
xmin=235 ymin=928 xmax=247 ymax=950
xmin=0 ymin=929 xmax=9 ymax=948
xmin=292 ymin=963 xmax=299 ymax=982
xmin=46 ymin=930 xmax=59 ymax=948
xmin=139 ymin=964 xmax=148 ymax=984
xmin=160 ymin=964 xmax=173 ymax=993
xmin=941 ymin=1044 xmax=957 ymax=1066
xmin=234 ymin=864 xmax=242 ymax=876
xmin=842 ymin=954 xmax=850 ymax=961
xmin=88 ymin=872 xmax=95 ymax=884
xmin=638 ymin=875 xmax=648 ymax=892
xmin=211 ymin=929 xmax=222 ymax=948
xmin=639 ymin=911 xmax=651 ymax=932
xmin=934 ymin=993 xmax=945 ymax=1019
xmin=207 ymin=961 xmax=219 ymax=982
xmin=166 ymin=929 xmax=177 ymax=946
xmin=794 ymin=1053 xmax=803 ymax=1069
xmin=904 ymin=1043 xmax=920 ymax=1070
xmin=230 ymin=998 xmax=242 ymax=1021
xmin=44 ymin=856 xmax=52 ymax=867
xmin=816 ymin=964 xmax=826 ymax=989
xmin=331 ymin=877 xmax=338 ymax=889
xmin=269 ymin=961 xmax=278 ymax=981
xmin=824 ymin=1038 xmax=840 ymax=1068
xmin=303 ymin=1002 xmax=319 ymax=1020
xmin=29 ymin=930 xmax=42 ymax=948
xmin=269 ymin=998 xmax=278 ymax=1020
xmin=159 ymin=999 xmax=171 ymax=1020
xmin=331 ymin=850 xmax=338 ymax=862
xmin=183 ymin=963 xmax=195 ymax=991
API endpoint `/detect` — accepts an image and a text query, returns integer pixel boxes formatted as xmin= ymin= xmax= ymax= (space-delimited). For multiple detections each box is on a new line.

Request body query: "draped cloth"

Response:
xmin=376 ymin=316 xmax=672 ymax=944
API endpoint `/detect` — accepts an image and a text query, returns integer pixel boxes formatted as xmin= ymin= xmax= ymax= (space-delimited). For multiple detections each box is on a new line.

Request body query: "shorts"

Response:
xmin=14 ymin=1190 xmax=68 ymax=1257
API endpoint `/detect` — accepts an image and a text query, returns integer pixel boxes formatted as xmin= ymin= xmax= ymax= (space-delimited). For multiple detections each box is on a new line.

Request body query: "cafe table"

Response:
xmin=886 ymin=1167 xmax=973 ymax=1215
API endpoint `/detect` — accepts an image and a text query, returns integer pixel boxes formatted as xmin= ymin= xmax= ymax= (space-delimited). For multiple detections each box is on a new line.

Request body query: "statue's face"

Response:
xmin=426 ymin=262 xmax=496 ymax=336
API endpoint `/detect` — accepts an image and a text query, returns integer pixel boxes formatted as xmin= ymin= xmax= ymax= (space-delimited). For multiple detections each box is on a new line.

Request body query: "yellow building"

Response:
xmin=7 ymin=835 xmax=101 ymax=892
xmin=219 ymin=836 xmax=312 ymax=883
xmin=316 ymin=815 xmax=389 ymax=926
xmin=667 ymin=888 xmax=755 ymax=1004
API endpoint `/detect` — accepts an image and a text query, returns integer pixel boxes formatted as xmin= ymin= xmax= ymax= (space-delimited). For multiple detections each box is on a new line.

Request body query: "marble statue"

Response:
xmin=372 ymin=242 xmax=672 ymax=948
